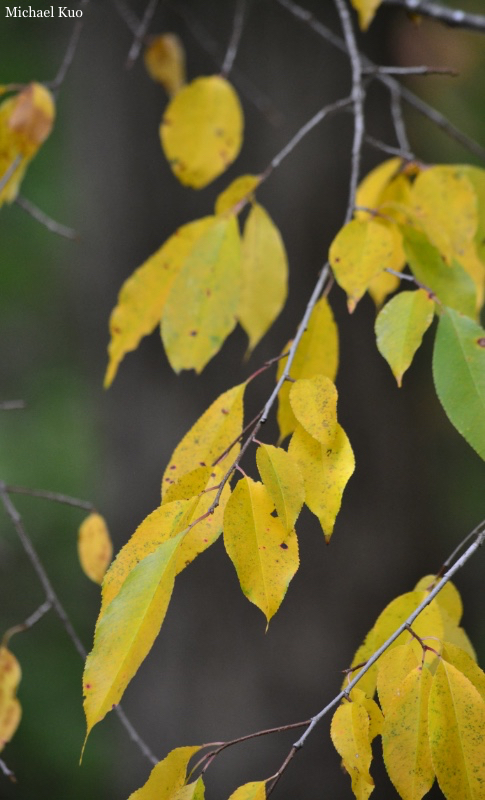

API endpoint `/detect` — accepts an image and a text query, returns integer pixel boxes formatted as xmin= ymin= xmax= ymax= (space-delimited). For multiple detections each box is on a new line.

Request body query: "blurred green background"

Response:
xmin=0 ymin=1 xmax=484 ymax=798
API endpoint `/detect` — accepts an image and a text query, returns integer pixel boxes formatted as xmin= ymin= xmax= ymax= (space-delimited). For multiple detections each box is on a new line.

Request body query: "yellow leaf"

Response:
xmin=99 ymin=499 xmax=193 ymax=619
xmin=0 ymin=646 xmax=21 ymax=753
xmin=173 ymin=778 xmax=205 ymax=800
xmin=355 ymin=157 xmax=402 ymax=219
xmin=163 ymin=463 xmax=232 ymax=573
xmin=375 ymin=289 xmax=435 ymax=387
xmin=215 ymin=174 xmax=261 ymax=215
xmin=105 ymin=217 xmax=215 ymax=388
xmin=276 ymin=296 xmax=338 ymax=442
xmin=372 ymin=591 xmax=444 ymax=655
xmin=238 ymin=203 xmax=288 ymax=354
xmin=329 ymin=218 xmax=396 ymax=311
xmin=414 ymin=575 xmax=463 ymax=625
xmin=83 ymin=532 xmax=184 ymax=742
xmin=440 ymin=614 xmax=477 ymax=662
xmin=377 ymin=641 xmax=422 ymax=716
xmin=344 ymin=627 xmax=379 ymax=700
xmin=350 ymin=0 xmax=384 ymax=30
xmin=368 ymin=269 xmax=400 ymax=309
xmin=223 ymin=477 xmax=299 ymax=625
xmin=382 ymin=665 xmax=435 ymax=800
xmin=162 ymin=382 xmax=245 ymax=495
xmin=78 ymin=513 xmax=113 ymax=585
xmin=161 ymin=216 xmax=241 ymax=372
xmin=0 ymin=82 xmax=55 ymax=205
xmin=349 ymin=687 xmax=384 ymax=741
xmin=411 ymin=165 xmax=478 ymax=265
xmin=289 ymin=374 xmax=338 ymax=447
xmin=127 ymin=745 xmax=201 ymax=799
xmin=428 ymin=660 xmax=485 ymax=799
xmin=441 ymin=643 xmax=485 ymax=701
xmin=160 ymin=75 xmax=243 ymax=189
xmin=379 ymin=173 xmax=415 ymax=226
xmin=144 ymin=34 xmax=186 ymax=97
xmin=288 ymin=421 xmax=355 ymax=542
xmin=458 ymin=241 xmax=485 ymax=313
xmin=256 ymin=444 xmax=305 ymax=532
xmin=227 ymin=781 xmax=267 ymax=800
xmin=330 ymin=701 xmax=373 ymax=785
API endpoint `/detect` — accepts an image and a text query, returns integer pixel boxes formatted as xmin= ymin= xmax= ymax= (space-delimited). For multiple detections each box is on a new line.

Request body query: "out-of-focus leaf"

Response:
xmin=375 ymin=289 xmax=435 ymax=386
xmin=160 ymin=75 xmax=243 ymax=188
xmin=414 ymin=575 xmax=463 ymax=625
xmin=0 ymin=646 xmax=21 ymax=753
xmin=161 ymin=216 xmax=241 ymax=372
xmin=433 ymin=308 xmax=485 ymax=460
xmin=276 ymin=297 xmax=338 ymax=442
xmin=355 ymin=157 xmax=402 ymax=219
xmin=256 ymin=444 xmax=305 ymax=532
xmin=127 ymin=745 xmax=202 ymax=799
xmin=238 ymin=203 xmax=288 ymax=353
xmin=223 ymin=477 xmax=299 ymax=625
xmin=215 ymin=174 xmax=261 ymax=215
xmin=350 ymin=0 xmax=384 ymax=30
xmin=144 ymin=34 xmax=186 ymax=96
xmin=78 ymin=513 xmax=113 ymax=585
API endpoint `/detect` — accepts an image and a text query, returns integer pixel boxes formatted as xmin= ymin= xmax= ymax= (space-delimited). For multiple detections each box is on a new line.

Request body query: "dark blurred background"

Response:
xmin=0 ymin=0 xmax=484 ymax=797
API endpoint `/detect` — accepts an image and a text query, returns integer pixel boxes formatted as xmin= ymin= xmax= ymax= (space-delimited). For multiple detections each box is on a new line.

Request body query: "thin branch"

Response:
xmin=0 ymin=400 xmax=26 ymax=411
xmin=113 ymin=705 xmax=158 ymax=765
xmin=0 ymin=758 xmax=16 ymax=783
xmin=275 ymin=0 xmax=485 ymax=161
xmin=4 ymin=484 xmax=94 ymax=511
xmin=381 ymin=0 xmax=485 ymax=33
xmin=334 ymin=0 xmax=365 ymax=222
xmin=0 ymin=484 xmax=158 ymax=765
xmin=126 ymin=0 xmax=160 ymax=68
xmin=388 ymin=80 xmax=412 ymax=151
xmin=363 ymin=65 xmax=458 ymax=76
xmin=2 ymin=600 xmax=53 ymax=645
xmin=364 ymin=133 xmax=415 ymax=160
xmin=111 ymin=0 xmax=139 ymax=34
xmin=221 ymin=0 xmax=246 ymax=77
xmin=0 ymin=156 xmax=21 ymax=195
xmin=48 ymin=0 xmax=90 ymax=94
xmin=15 ymin=196 xmax=78 ymax=240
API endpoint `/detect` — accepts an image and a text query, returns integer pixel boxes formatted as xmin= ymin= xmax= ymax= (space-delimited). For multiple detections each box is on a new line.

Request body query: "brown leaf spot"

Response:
xmin=280 ymin=542 xmax=288 ymax=550
xmin=170 ymin=464 xmax=177 ymax=470
xmin=200 ymin=461 xmax=206 ymax=467
xmin=189 ymin=330 xmax=198 ymax=337
xmin=476 ymin=337 xmax=485 ymax=347
xmin=221 ymin=408 xmax=229 ymax=415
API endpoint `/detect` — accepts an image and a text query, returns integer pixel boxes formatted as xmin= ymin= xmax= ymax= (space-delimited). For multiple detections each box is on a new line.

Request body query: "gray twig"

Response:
xmin=0 ymin=758 xmax=16 ymax=783
xmin=49 ymin=0 xmax=90 ymax=93
xmin=126 ymin=0 xmax=159 ymax=68
xmin=4 ymin=484 xmax=94 ymax=511
xmin=364 ymin=134 xmax=415 ymax=160
xmin=381 ymin=0 xmax=485 ymax=33
xmin=0 ymin=400 xmax=26 ymax=411
xmin=16 ymin=195 xmax=78 ymax=240
xmin=221 ymin=0 xmax=246 ymax=77
xmin=0 ymin=156 xmax=22 ymax=196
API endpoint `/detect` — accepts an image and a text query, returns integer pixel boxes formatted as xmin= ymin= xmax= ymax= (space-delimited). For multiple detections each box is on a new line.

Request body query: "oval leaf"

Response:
xmin=330 ymin=701 xmax=373 ymax=785
xmin=0 ymin=646 xmax=21 ymax=753
xmin=289 ymin=374 xmax=338 ymax=447
xmin=432 ymin=308 xmax=485 ymax=460
xmin=160 ymin=75 xmax=243 ymax=189
xmin=375 ymin=289 xmax=435 ymax=387
xmin=256 ymin=444 xmax=304 ymax=532
xmin=144 ymin=34 xmax=186 ymax=97
xmin=78 ymin=512 xmax=113 ymax=585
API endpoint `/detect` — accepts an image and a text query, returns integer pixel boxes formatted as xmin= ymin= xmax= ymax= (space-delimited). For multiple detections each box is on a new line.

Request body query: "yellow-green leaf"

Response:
xmin=256 ymin=444 xmax=305 ymax=532
xmin=355 ymin=157 xmax=402 ymax=219
xmin=382 ymin=665 xmax=435 ymax=800
xmin=0 ymin=646 xmax=21 ymax=753
xmin=377 ymin=641 xmax=422 ymax=717
xmin=223 ymin=477 xmax=299 ymax=625
xmin=330 ymin=701 xmax=373 ymax=786
xmin=160 ymin=75 xmax=243 ymax=189
xmin=105 ymin=217 xmax=215 ymax=388
xmin=0 ymin=82 xmax=55 ymax=205
xmin=227 ymin=781 xmax=266 ymax=800
xmin=349 ymin=687 xmax=384 ymax=741
xmin=162 ymin=382 xmax=245 ymax=495
xmin=368 ymin=269 xmax=400 ymax=309
xmin=127 ymin=745 xmax=201 ymax=799
xmin=428 ymin=660 xmax=485 ymax=799
xmin=441 ymin=643 xmax=485 ymax=701
xmin=414 ymin=575 xmax=463 ymax=625
xmin=350 ymin=0 xmax=383 ymax=29
xmin=289 ymin=374 xmax=338 ymax=447
xmin=276 ymin=296 xmax=338 ymax=442
xmin=99 ymin=500 xmax=192 ymax=619
xmin=83 ymin=533 xmax=184 ymax=740
xmin=78 ymin=513 xmax=113 ymax=585
xmin=144 ymin=34 xmax=186 ymax=97
xmin=173 ymin=778 xmax=205 ymax=800
xmin=238 ymin=203 xmax=288 ymax=353
xmin=161 ymin=216 xmax=241 ymax=372
xmin=329 ymin=218 xmax=396 ymax=311
xmin=411 ymin=165 xmax=478 ymax=265
xmin=288 ymin=421 xmax=355 ymax=542
xmin=215 ymin=174 xmax=261 ymax=215
xmin=375 ymin=289 xmax=435 ymax=386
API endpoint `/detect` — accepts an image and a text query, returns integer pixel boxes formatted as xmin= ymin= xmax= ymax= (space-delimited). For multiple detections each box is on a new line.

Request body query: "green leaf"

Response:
xmin=432 ymin=308 xmax=485 ymax=460
xmin=161 ymin=216 xmax=241 ymax=373
xmin=402 ymin=226 xmax=477 ymax=318
xmin=375 ymin=289 xmax=435 ymax=386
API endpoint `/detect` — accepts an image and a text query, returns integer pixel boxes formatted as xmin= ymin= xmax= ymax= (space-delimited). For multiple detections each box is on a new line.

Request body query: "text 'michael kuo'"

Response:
xmin=5 ymin=6 xmax=83 ymax=17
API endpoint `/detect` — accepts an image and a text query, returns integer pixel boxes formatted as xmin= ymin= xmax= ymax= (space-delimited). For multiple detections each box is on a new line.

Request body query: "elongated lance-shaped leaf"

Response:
xmin=428 ymin=660 xmax=485 ymax=799
xmin=289 ymin=374 xmax=338 ymax=447
xmin=256 ymin=444 xmax=304 ymax=532
xmin=83 ymin=532 xmax=184 ymax=745
xmin=276 ymin=296 xmax=338 ymax=443
xmin=162 ymin=382 xmax=245 ymax=495
xmin=433 ymin=308 xmax=485 ymax=460
xmin=330 ymin=701 xmax=374 ymax=794
xmin=382 ymin=663 xmax=435 ymax=800
xmin=161 ymin=216 xmax=241 ymax=373
xmin=375 ymin=289 xmax=435 ymax=387
xmin=238 ymin=203 xmax=288 ymax=354
xmin=105 ymin=217 xmax=215 ymax=388
xmin=160 ymin=75 xmax=243 ymax=189
xmin=128 ymin=745 xmax=202 ymax=799
xmin=223 ymin=477 xmax=299 ymax=626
